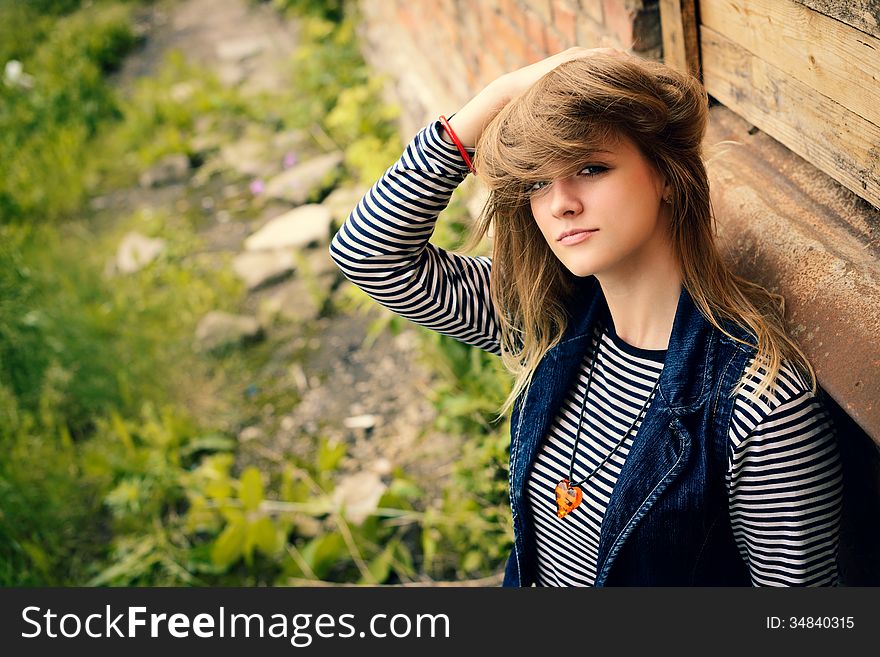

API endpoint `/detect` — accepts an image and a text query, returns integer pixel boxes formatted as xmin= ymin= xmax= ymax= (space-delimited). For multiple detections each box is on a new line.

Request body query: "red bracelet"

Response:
xmin=438 ymin=115 xmax=476 ymax=175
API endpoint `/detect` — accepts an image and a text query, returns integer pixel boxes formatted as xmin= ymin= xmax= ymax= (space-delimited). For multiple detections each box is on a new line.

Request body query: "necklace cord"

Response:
xmin=566 ymin=326 xmax=661 ymax=489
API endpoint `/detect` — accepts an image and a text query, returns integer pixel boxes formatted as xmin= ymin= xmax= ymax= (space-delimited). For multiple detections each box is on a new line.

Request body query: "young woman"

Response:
xmin=329 ymin=48 xmax=843 ymax=586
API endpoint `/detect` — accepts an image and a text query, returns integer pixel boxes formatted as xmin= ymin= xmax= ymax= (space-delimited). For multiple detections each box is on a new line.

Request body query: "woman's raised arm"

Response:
xmin=328 ymin=48 xmax=628 ymax=356
xmin=328 ymin=119 xmax=504 ymax=355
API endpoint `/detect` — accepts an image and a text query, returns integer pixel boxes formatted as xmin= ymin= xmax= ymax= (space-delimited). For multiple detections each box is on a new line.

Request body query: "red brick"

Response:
xmin=602 ymin=0 xmax=635 ymax=48
xmin=575 ymin=13 xmax=603 ymax=47
xmin=523 ymin=0 xmax=553 ymax=23
xmin=463 ymin=60 xmax=479 ymax=92
xmin=500 ymin=0 xmax=527 ymax=34
xmin=545 ymin=26 xmax=565 ymax=54
xmin=396 ymin=5 xmax=418 ymax=36
xmin=552 ymin=0 xmax=577 ymax=46
xmin=524 ymin=8 xmax=548 ymax=54
xmin=476 ymin=49 xmax=508 ymax=85
xmin=477 ymin=0 xmax=499 ymax=32
xmin=410 ymin=1 xmax=427 ymax=25
xmin=526 ymin=43 xmax=546 ymax=64
xmin=460 ymin=10 xmax=482 ymax=43
xmin=495 ymin=12 xmax=530 ymax=67
xmin=576 ymin=0 xmax=604 ymax=24
xmin=459 ymin=23 xmax=476 ymax=64
xmin=433 ymin=7 xmax=454 ymax=44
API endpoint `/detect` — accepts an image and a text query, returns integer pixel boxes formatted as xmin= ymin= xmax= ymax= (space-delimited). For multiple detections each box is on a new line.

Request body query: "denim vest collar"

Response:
xmin=505 ymin=276 xmax=739 ymax=586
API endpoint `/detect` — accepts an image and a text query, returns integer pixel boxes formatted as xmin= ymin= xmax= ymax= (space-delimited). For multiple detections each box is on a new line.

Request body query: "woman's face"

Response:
xmin=528 ymin=133 xmax=672 ymax=280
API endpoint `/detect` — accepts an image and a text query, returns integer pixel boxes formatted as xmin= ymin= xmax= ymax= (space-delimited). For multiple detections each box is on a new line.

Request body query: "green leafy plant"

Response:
xmin=0 ymin=0 xmax=513 ymax=588
xmin=280 ymin=14 xmax=402 ymax=187
xmin=187 ymin=436 xmax=425 ymax=585
xmin=0 ymin=1 xmax=137 ymax=222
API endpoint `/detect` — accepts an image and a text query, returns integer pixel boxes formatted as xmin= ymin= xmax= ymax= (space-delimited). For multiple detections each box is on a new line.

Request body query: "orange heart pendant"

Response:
xmin=555 ymin=479 xmax=583 ymax=518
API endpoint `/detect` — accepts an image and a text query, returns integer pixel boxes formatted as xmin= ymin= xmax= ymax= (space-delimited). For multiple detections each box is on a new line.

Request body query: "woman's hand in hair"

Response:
xmin=443 ymin=47 xmax=629 ymax=150
xmin=498 ymin=46 xmax=629 ymax=102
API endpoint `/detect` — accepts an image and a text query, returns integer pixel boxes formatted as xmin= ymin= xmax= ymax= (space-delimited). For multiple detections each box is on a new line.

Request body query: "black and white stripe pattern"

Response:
xmin=526 ymin=318 xmax=663 ymax=586
xmin=329 ymin=121 xmax=843 ymax=587
xmin=329 ymin=120 xmax=501 ymax=356
xmin=727 ymin=363 xmax=842 ymax=586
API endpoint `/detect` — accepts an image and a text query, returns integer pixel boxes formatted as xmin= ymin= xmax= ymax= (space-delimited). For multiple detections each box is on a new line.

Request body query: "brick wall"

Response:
xmin=357 ymin=0 xmax=662 ymax=138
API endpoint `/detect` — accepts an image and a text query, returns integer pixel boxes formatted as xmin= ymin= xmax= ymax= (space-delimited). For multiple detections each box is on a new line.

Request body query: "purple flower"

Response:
xmin=249 ymin=179 xmax=264 ymax=195
xmin=283 ymin=152 xmax=297 ymax=169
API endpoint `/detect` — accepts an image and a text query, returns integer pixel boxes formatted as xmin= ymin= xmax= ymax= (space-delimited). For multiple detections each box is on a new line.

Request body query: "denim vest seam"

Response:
xmin=711 ymin=349 xmax=739 ymax=429
xmin=559 ymin=330 xmax=590 ymax=346
xmin=596 ymin=422 xmax=690 ymax=585
xmin=718 ymin=331 xmax=754 ymax=353
xmin=661 ymin=331 xmax=716 ymax=415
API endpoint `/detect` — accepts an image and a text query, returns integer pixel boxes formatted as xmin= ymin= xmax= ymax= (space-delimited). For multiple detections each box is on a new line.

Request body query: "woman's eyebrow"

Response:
xmin=582 ymin=149 xmax=615 ymax=157
xmin=575 ymin=152 xmax=614 ymax=163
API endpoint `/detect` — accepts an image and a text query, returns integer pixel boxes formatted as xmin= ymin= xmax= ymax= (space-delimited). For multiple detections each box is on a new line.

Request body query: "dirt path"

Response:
xmin=111 ymin=0 xmax=462 ymax=504
xmin=118 ymin=0 xmax=298 ymax=94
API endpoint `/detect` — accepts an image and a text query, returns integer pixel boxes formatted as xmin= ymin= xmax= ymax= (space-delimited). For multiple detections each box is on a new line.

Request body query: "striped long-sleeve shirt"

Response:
xmin=329 ymin=119 xmax=843 ymax=586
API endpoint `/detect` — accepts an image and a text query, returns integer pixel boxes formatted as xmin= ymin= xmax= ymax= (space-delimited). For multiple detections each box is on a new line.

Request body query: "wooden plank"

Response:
xmin=701 ymin=25 xmax=880 ymax=209
xmin=791 ymin=0 xmax=880 ymax=39
xmin=659 ymin=0 xmax=701 ymax=79
xmin=700 ymin=0 xmax=880 ymax=128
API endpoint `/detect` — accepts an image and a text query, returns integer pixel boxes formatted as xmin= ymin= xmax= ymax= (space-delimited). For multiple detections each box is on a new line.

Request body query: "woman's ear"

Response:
xmin=656 ymin=175 xmax=671 ymax=204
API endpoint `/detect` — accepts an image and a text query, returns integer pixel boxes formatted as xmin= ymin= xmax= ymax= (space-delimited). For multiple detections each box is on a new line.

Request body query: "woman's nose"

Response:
xmin=549 ymin=179 xmax=583 ymax=218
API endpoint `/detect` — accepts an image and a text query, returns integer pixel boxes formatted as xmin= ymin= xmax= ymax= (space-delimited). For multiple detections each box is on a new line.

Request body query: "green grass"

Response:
xmin=0 ymin=0 xmax=511 ymax=586
xmin=0 ymin=0 xmax=139 ymax=222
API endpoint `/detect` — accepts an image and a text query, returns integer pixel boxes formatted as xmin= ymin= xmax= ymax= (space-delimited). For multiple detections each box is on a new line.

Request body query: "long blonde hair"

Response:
xmin=459 ymin=53 xmax=817 ymax=420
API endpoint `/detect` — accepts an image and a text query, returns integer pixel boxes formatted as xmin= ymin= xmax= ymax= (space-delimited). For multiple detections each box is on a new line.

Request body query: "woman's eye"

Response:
xmin=529 ymin=167 xmax=606 ymax=194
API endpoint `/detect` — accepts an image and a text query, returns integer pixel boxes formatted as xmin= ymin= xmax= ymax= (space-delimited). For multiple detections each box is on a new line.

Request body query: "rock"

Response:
xmin=217 ymin=64 xmax=245 ymax=87
xmin=264 ymin=152 xmax=343 ymax=205
xmin=369 ymin=458 xmax=393 ymax=476
xmin=238 ymin=426 xmax=265 ymax=442
xmin=201 ymin=213 xmax=255 ymax=253
xmin=190 ymin=117 xmax=227 ymax=157
xmin=272 ymin=130 xmax=309 ymax=157
xmin=89 ymin=196 xmax=110 ymax=211
xmin=190 ymin=132 xmax=224 ymax=158
xmin=139 ymin=154 xmax=190 ymax=188
xmin=219 ymin=138 xmax=269 ymax=178
xmin=195 ymin=311 xmax=264 ymax=352
xmin=343 ymin=414 xmax=379 ymax=430
xmin=288 ymin=365 xmax=309 ymax=394
xmin=302 ymin=247 xmax=341 ymax=284
xmin=170 ymin=81 xmax=197 ymax=103
xmin=232 ymin=250 xmax=296 ymax=290
xmin=321 ymin=185 xmax=367 ymax=223
xmin=258 ymin=278 xmax=322 ymax=324
xmin=4 ymin=59 xmax=34 ymax=89
xmin=244 ymin=204 xmax=334 ymax=251
xmin=116 ymin=231 xmax=166 ymax=274
xmin=331 ymin=471 xmax=387 ymax=525
xmin=215 ymin=36 xmax=272 ymax=63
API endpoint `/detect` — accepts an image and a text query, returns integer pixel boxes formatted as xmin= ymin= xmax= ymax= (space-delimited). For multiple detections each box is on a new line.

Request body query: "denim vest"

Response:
xmin=503 ymin=276 xmax=756 ymax=586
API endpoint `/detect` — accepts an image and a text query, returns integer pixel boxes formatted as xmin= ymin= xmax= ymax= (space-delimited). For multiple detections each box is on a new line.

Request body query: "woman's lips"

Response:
xmin=558 ymin=229 xmax=598 ymax=246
